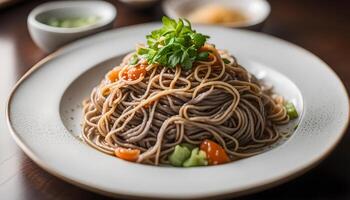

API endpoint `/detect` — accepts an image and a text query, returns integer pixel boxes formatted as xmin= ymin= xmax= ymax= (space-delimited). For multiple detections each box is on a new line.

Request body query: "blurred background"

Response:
xmin=0 ymin=0 xmax=349 ymax=199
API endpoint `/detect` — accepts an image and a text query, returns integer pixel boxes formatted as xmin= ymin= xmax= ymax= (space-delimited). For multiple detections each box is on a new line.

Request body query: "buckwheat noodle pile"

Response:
xmin=82 ymin=43 xmax=290 ymax=165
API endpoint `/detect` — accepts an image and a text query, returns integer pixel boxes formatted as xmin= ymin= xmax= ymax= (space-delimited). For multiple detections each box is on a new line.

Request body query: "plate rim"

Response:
xmin=6 ymin=22 xmax=350 ymax=199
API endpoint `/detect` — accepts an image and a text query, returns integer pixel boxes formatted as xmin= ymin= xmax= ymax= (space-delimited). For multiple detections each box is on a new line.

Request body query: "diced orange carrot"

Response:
xmin=107 ymin=67 xmax=128 ymax=82
xmin=114 ymin=147 xmax=140 ymax=162
xmin=107 ymin=68 xmax=120 ymax=82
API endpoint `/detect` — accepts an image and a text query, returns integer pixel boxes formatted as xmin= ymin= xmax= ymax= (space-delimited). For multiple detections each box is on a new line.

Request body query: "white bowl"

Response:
xmin=162 ymin=0 xmax=270 ymax=30
xmin=28 ymin=1 xmax=117 ymax=52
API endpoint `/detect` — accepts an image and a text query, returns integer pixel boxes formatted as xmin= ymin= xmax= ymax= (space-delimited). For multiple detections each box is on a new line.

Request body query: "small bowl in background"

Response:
xmin=162 ymin=0 xmax=271 ymax=31
xmin=28 ymin=1 xmax=117 ymax=52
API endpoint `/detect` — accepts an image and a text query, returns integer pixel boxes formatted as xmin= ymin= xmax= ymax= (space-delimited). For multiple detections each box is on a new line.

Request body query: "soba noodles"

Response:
xmin=82 ymin=17 xmax=297 ymax=167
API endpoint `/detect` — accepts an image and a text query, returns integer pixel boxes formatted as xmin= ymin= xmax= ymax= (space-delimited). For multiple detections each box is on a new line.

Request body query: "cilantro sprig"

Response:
xmin=137 ymin=16 xmax=210 ymax=70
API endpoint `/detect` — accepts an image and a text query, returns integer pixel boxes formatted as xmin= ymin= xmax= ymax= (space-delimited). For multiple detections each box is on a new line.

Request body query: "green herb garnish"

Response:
xmin=197 ymin=51 xmax=210 ymax=61
xmin=223 ymin=58 xmax=230 ymax=64
xmin=129 ymin=54 xmax=139 ymax=65
xmin=137 ymin=16 xmax=209 ymax=69
xmin=284 ymin=102 xmax=298 ymax=120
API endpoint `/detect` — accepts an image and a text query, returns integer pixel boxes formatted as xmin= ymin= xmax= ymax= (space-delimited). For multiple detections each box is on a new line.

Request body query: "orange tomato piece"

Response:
xmin=107 ymin=67 xmax=127 ymax=82
xmin=127 ymin=65 xmax=146 ymax=80
xmin=200 ymin=139 xmax=230 ymax=165
xmin=108 ymin=65 xmax=146 ymax=82
xmin=114 ymin=147 xmax=140 ymax=162
xmin=107 ymin=69 xmax=118 ymax=82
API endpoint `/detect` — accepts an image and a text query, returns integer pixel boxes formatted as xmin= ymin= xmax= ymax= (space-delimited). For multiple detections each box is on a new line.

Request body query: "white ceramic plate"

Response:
xmin=6 ymin=23 xmax=349 ymax=199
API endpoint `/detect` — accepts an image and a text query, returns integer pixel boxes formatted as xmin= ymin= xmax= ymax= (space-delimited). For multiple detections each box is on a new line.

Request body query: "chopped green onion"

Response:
xmin=169 ymin=145 xmax=191 ymax=167
xmin=223 ymin=58 xmax=230 ymax=64
xmin=182 ymin=148 xmax=208 ymax=167
xmin=60 ymin=20 xmax=72 ymax=28
xmin=44 ymin=16 xmax=100 ymax=28
xmin=129 ymin=54 xmax=139 ymax=65
xmin=284 ymin=102 xmax=298 ymax=119
xmin=47 ymin=18 xmax=60 ymax=27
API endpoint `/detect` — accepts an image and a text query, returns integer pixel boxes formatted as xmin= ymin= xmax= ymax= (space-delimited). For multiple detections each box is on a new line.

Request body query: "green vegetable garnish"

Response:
xmin=223 ymin=58 xmax=230 ymax=64
xmin=284 ymin=102 xmax=298 ymax=120
xmin=197 ymin=51 xmax=210 ymax=61
xmin=47 ymin=18 xmax=60 ymax=27
xmin=183 ymin=148 xmax=208 ymax=167
xmin=169 ymin=145 xmax=191 ymax=167
xmin=180 ymin=143 xmax=196 ymax=151
xmin=137 ymin=16 xmax=209 ymax=69
xmin=129 ymin=54 xmax=139 ymax=65
xmin=44 ymin=16 xmax=100 ymax=28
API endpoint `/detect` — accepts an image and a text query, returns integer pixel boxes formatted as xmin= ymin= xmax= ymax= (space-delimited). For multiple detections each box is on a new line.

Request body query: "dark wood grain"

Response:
xmin=0 ymin=0 xmax=349 ymax=199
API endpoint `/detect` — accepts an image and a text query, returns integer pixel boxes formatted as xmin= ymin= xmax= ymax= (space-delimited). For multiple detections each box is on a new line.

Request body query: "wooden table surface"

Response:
xmin=1 ymin=0 xmax=349 ymax=199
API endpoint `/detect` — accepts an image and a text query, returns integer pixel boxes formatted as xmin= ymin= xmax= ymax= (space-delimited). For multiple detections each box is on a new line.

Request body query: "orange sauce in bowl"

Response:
xmin=187 ymin=4 xmax=247 ymax=25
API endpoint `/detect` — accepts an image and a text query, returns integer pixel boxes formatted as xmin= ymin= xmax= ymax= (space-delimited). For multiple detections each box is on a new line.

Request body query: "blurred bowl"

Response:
xmin=162 ymin=0 xmax=270 ymax=31
xmin=28 ymin=1 xmax=117 ymax=52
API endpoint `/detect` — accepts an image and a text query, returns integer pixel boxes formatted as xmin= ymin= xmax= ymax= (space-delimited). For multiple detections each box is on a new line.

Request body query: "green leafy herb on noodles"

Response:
xmin=197 ymin=51 xmax=210 ymax=61
xmin=137 ymin=16 xmax=209 ymax=69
